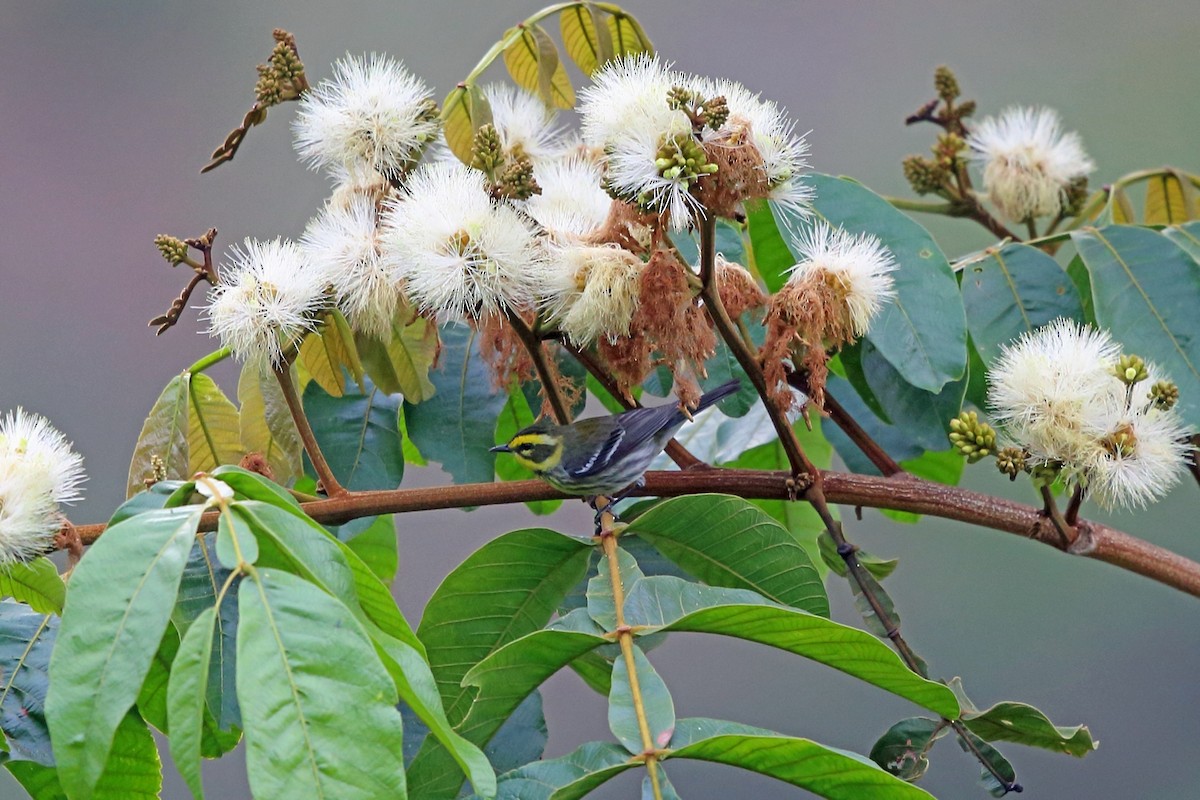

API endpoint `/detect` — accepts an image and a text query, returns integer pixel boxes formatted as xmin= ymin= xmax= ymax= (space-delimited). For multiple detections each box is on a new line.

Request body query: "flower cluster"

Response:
xmin=0 ymin=409 xmax=85 ymax=565
xmin=988 ymin=319 xmax=1190 ymax=509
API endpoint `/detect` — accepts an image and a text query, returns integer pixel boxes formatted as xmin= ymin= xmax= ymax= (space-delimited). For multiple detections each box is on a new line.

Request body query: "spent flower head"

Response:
xmin=380 ymin=161 xmax=546 ymax=321
xmin=785 ymin=222 xmax=897 ymax=336
xmin=968 ymin=106 xmax=1095 ymax=223
xmin=542 ymin=244 xmax=642 ymax=345
xmin=207 ymin=238 xmax=330 ymax=365
xmin=294 ymin=54 xmax=439 ymax=182
xmin=0 ymin=409 xmax=85 ymax=565
xmin=302 ymin=196 xmax=400 ymax=339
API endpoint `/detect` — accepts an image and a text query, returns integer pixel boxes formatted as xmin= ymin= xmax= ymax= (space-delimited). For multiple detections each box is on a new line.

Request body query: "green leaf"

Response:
xmin=356 ymin=314 xmax=438 ymax=402
xmin=404 ymin=324 xmax=507 ymax=485
xmin=622 ymin=576 xmax=772 ymax=627
xmin=336 ymin=515 xmax=399 ymax=583
xmin=609 ymin=645 xmax=675 ymax=753
xmin=503 ymin=24 xmax=547 ymax=99
xmin=440 ymin=82 xmax=491 ymax=165
xmin=0 ymin=559 xmax=65 ymax=615
xmin=782 ymin=173 xmax=967 ymax=392
xmin=135 ymin=623 xmax=176 ymax=734
xmin=586 ymin=546 xmax=644 ymax=631
xmin=560 ymin=2 xmax=612 ymax=76
xmin=860 ymin=338 xmax=966 ymax=453
xmin=645 ymin=767 xmax=681 ymax=800
xmin=494 ymin=385 xmax=562 ymax=515
xmin=47 ymin=507 xmax=202 ymax=800
xmin=107 ymin=481 xmax=186 ymax=526
xmin=627 ymin=494 xmax=828 ymax=616
xmin=668 ymin=716 xmax=777 ymax=748
xmin=237 ymin=568 xmax=407 ymax=799
xmin=167 ymin=606 xmax=216 ymax=800
xmin=1065 ymin=254 xmax=1097 ymax=326
xmin=817 ymin=533 xmax=898 ymax=580
xmin=304 ymin=375 xmax=404 ymax=491
xmin=1072 ymin=225 xmax=1200 ymax=427
xmin=6 ymin=761 xmax=66 ymax=800
xmin=869 ymin=717 xmax=947 ymax=782
xmin=484 ymin=691 xmax=547 ymax=776
xmin=490 ymin=741 xmax=632 ymax=800
xmin=0 ymin=603 xmax=56 ymax=765
xmin=237 ymin=363 xmax=302 ymax=485
xmin=187 ymin=373 xmax=242 ymax=475
xmin=210 ymin=463 xmax=302 ymax=510
xmin=126 ymin=374 xmax=190 ymax=497
xmin=1163 ymin=220 xmax=1200 ymax=261
xmin=668 ymin=734 xmax=935 ymax=799
xmin=216 ymin=506 xmax=258 ymax=569
xmin=958 ymin=729 xmax=1018 ymax=797
xmin=298 ymin=315 xmax=364 ymax=398
xmin=959 ymin=242 xmax=1085 ymax=364
xmin=604 ymin=9 xmax=654 ymax=58
xmin=92 ymin=713 xmax=161 ymax=799
xmin=963 ymin=701 xmax=1097 ymax=757
xmin=744 ymin=199 xmax=796 ymax=293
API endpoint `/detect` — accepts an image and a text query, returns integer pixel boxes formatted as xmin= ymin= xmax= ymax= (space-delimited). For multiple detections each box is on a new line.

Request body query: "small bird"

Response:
xmin=491 ymin=379 xmax=741 ymax=502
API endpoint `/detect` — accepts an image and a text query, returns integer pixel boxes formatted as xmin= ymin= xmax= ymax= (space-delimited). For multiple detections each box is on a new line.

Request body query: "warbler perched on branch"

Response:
xmin=491 ymin=379 xmax=741 ymax=501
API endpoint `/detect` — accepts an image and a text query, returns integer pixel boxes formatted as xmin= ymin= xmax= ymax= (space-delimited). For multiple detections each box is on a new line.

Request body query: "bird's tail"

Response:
xmin=691 ymin=379 xmax=742 ymax=414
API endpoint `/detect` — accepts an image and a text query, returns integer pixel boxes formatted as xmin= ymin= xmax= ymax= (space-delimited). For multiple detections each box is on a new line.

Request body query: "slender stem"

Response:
xmin=788 ymin=373 xmax=903 ymax=477
xmin=883 ymin=196 xmax=957 ymax=214
xmin=1187 ymin=435 xmax=1200 ymax=491
xmin=504 ymin=309 xmax=572 ymax=425
xmin=186 ymin=347 xmax=232 ymax=375
xmin=1064 ymin=485 xmax=1085 ymax=527
xmin=598 ymin=506 xmax=663 ymax=800
xmin=68 ymin=467 xmax=1200 ymax=597
xmin=1039 ymin=485 xmax=1077 ymax=548
xmin=563 ymin=341 xmax=703 ymax=470
xmin=273 ymin=362 xmax=346 ymax=497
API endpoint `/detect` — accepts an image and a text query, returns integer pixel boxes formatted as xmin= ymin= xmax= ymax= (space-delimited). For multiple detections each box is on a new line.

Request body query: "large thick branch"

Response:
xmin=71 ymin=468 xmax=1200 ymax=598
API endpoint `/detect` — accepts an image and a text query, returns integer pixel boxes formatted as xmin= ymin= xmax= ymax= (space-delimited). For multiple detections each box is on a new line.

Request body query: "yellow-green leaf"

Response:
xmin=0 ymin=558 xmax=65 ymax=614
xmin=503 ymin=25 xmax=544 ymax=96
xmin=1110 ymin=186 xmax=1135 ymax=224
xmin=187 ymin=373 xmax=242 ymax=475
xmin=237 ymin=363 xmax=302 ymax=484
xmin=298 ymin=314 xmax=363 ymax=398
xmin=441 ymin=82 xmax=492 ymax=165
xmin=127 ymin=374 xmax=190 ymax=497
xmin=560 ymin=3 xmax=612 ymax=76
xmin=605 ymin=11 xmax=654 ymax=58
xmin=1144 ymin=170 xmax=1197 ymax=224
xmin=357 ymin=315 xmax=438 ymax=402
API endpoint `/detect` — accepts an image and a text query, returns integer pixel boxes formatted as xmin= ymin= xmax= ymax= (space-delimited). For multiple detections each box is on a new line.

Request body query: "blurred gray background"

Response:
xmin=3 ymin=1 xmax=1199 ymax=797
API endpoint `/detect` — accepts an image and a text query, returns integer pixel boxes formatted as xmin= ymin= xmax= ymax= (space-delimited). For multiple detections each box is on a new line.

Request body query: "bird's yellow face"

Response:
xmin=494 ymin=432 xmax=563 ymax=474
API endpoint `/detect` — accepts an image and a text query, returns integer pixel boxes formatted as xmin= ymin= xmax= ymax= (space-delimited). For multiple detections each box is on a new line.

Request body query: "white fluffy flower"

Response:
xmin=207 ymin=238 xmax=330 ymax=365
xmin=579 ymin=55 xmax=679 ymax=147
xmin=380 ymin=161 xmax=546 ymax=320
xmin=542 ymin=244 xmax=642 ymax=345
xmin=968 ymin=106 xmax=1095 ymax=222
xmin=691 ymin=76 xmax=813 ymax=215
xmin=302 ymin=197 xmax=399 ymax=339
xmin=1084 ymin=398 xmax=1189 ymax=510
xmin=987 ymin=319 xmax=1120 ymax=465
xmin=785 ymin=222 xmax=897 ymax=335
xmin=483 ymin=83 xmax=565 ymax=164
xmin=522 ymin=155 xmax=612 ymax=240
xmin=293 ymin=54 xmax=438 ymax=181
xmin=0 ymin=408 xmax=85 ymax=564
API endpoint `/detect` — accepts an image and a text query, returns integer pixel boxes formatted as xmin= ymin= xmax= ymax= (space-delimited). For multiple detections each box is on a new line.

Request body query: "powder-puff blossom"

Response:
xmin=0 ymin=409 xmax=85 ymax=564
xmin=689 ymin=76 xmax=813 ymax=217
xmin=987 ymin=319 xmax=1190 ymax=509
xmin=380 ymin=161 xmax=546 ymax=320
xmin=294 ymin=54 xmax=439 ymax=181
xmin=523 ymin=155 xmax=612 ymax=240
xmin=207 ymin=238 xmax=330 ymax=365
xmin=968 ymin=106 xmax=1095 ymax=223
xmin=542 ymin=244 xmax=642 ymax=345
xmin=482 ymin=83 xmax=565 ymax=164
xmin=579 ymin=55 xmax=680 ymax=147
xmin=784 ymin=222 xmax=897 ymax=336
xmin=302 ymin=197 xmax=399 ymax=339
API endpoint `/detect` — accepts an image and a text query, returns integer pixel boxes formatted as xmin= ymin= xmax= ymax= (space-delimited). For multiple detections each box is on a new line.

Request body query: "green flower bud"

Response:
xmin=1149 ymin=380 xmax=1180 ymax=410
xmin=995 ymin=447 xmax=1027 ymax=481
xmin=903 ymin=154 xmax=947 ymax=195
xmin=154 ymin=234 xmax=189 ymax=266
xmin=934 ymin=65 xmax=960 ymax=102
xmin=948 ymin=410 xmax=996 ymax=463
xmin=1113 ymin=354 xmax=1148 ymax=386
xmin=470 ymin=124 xmax=503 ymax=174
xmin=701 ymin=95 xmax=729 ymax=130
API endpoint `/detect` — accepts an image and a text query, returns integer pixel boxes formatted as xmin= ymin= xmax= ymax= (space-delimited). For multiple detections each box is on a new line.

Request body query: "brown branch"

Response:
xmin=67 ymin=468 xmax=1200 ymax=597
xmin=149 ymin=228 xmax=219 ymax=335
xmin=274 ymin=362 xmax=346 ymax=497
xmin=503 ymin=308 xmax=571 ymax=425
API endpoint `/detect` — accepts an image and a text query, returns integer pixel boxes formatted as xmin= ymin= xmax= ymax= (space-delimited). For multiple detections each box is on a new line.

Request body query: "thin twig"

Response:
xmin=787 ymin=372 xmax=903 ymax=477
xmin=1039 ymin=485 xmax=1077 ymax=548
xmin=504 ymin=308 xmax=572 ymax=425
xmin=273 ymin=362 xmax=346 ymax=497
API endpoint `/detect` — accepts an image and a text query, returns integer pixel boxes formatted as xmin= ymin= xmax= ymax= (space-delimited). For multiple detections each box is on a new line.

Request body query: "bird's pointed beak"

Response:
xmin=489 ymin=444 xmax=511 ymax=453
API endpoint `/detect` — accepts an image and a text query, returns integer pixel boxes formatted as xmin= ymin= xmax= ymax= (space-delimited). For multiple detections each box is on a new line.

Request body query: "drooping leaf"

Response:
xmin=0 ymin=559 xmax=65 ymax=615
xmin=869 ymin=716 xmax=947 ymax=782
xmin=126 ymin=374 xmax=190 ymax=497
xmin=627 ymin=494 xmax=828 ymax=616
xmin=560 ymin=3 xmax=613 ymax=76
xmin=304 ymin=375 xmax=404 ymax=491
xmin=1144 ymin=170 xmax=1197 ymax=224
xmin=356 ymin=313 xmax=438 ymax=403
xmin=216 ymin=506 xmax=258 ymax=569
xmin=297 ymin=313 xmax=364 ymax=398
xmin=237 ymin=363 xmax=302 ymax=485
xmin=645 ymin=766 xmax=681 ymax=800
xmin=187 ymin=373 xmax=242 ymax=476
xmin=621 ymin=576 xmax=772 ymax=628
xmin=818 ymin=533 xmax=898 ymax=581
xmin=237 ymin=568 xmax=407 ymax=799
xmin=744 ymin=199 xmax=796 ymax=293
xmin=959 ymin=242 xmax=1086 ymax=364
xmin=958 ymin=729 xmax=1018 ymax=797
xmin=0 ymin=603 xmax=56 ymax=765
xmin=962 ymin=701 xmax=1097 ymax=757
xmin=335 ymin=514 xmax=399 ymax=583
xmin=586 ymin=546 xmax=644 ymax=632
xmin=668 ymin=733 xmax=935 ymax=799
xmin=47 ymin=507 xmax=202 ymax=799
xmin=604 ymin=9 xmax=654 ymax=58
xmin=780 ymin=174 xmax=967 ymax=392
xmin=609 ymin=645 xmax=675 ymax=753
xmin=1072 ymin=224 xmax=1200 ymax=428
xmin=484 ymin=691 xmax=548 ymax=776
xmin=1163 ymin=220 xmax=1200 ymax=261
xmin=489 ymin=741 xmax=632 ymax=800
xmin=441 ymin=82 xmax=492 ymax=165
xmin=404 ymin=323 xmax=507 ymax=485
xmin=166 ymin=606 xmax=216 ymax=800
